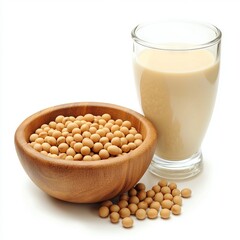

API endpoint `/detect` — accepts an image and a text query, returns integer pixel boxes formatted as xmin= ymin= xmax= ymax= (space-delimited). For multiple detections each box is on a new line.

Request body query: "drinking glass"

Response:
xmin=132 ymin=20 xmax=221 ymax=179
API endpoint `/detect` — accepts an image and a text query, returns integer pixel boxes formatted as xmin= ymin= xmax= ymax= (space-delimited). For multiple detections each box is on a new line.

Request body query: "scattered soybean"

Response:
xmin=98 ymin=180 xmax=192 ymax=228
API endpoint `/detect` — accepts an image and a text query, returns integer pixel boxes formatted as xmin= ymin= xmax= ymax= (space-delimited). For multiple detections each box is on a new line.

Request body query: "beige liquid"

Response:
xmin=134 ymin=48 xmax=219 ymax=160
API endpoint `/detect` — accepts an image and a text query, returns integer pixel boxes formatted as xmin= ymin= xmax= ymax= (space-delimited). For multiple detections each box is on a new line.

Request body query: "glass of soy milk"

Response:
xmin=132 ymin=20 xmax=221 ymax=179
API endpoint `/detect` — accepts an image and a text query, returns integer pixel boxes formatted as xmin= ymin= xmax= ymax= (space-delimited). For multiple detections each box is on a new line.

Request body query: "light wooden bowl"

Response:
xmin=15 ymin=102 xmax=157 ymax=203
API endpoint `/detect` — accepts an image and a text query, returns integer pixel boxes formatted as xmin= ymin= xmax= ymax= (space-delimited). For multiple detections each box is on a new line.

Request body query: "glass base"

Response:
xmin=148 ymin=151 xmax=203 ymax=180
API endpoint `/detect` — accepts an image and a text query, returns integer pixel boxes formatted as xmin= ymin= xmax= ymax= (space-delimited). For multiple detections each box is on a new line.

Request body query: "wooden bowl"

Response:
xmin=14 ymin=102 xmax=157 ymax=203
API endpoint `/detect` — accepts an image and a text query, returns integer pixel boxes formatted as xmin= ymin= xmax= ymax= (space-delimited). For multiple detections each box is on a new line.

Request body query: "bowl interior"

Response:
xmin=22 ymin=102 xmax=149 ymax=146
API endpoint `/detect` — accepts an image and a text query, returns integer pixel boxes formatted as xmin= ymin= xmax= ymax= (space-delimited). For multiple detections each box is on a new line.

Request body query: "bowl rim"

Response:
xmin=14 ymin=102 xmax=157 ymax=169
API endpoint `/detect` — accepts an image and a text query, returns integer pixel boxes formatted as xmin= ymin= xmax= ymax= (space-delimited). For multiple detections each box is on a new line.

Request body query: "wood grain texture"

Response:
xmin=14 ymin=102 xmax=157 ymax=203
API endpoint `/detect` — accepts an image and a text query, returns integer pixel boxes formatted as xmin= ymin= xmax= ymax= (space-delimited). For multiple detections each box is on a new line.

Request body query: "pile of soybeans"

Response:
xmin=28 ymin=113 xmax=143 ymax=161
xmin=98 ymin=179 xmax=192 ymax=228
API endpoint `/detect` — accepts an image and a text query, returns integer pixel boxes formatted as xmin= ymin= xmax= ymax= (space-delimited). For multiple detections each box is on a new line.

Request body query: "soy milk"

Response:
xmin=134 ymin=49 xmax=219 ymax=160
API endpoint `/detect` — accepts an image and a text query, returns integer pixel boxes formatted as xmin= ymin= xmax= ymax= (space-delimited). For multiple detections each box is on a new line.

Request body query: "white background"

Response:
xmin=0 ymin=0 xmax=240 ymax=239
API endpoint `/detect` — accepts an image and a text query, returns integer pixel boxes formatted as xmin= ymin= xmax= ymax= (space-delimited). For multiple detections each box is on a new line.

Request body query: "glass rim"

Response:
xmin=131 ymin=20 xmax=222 ymax=51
